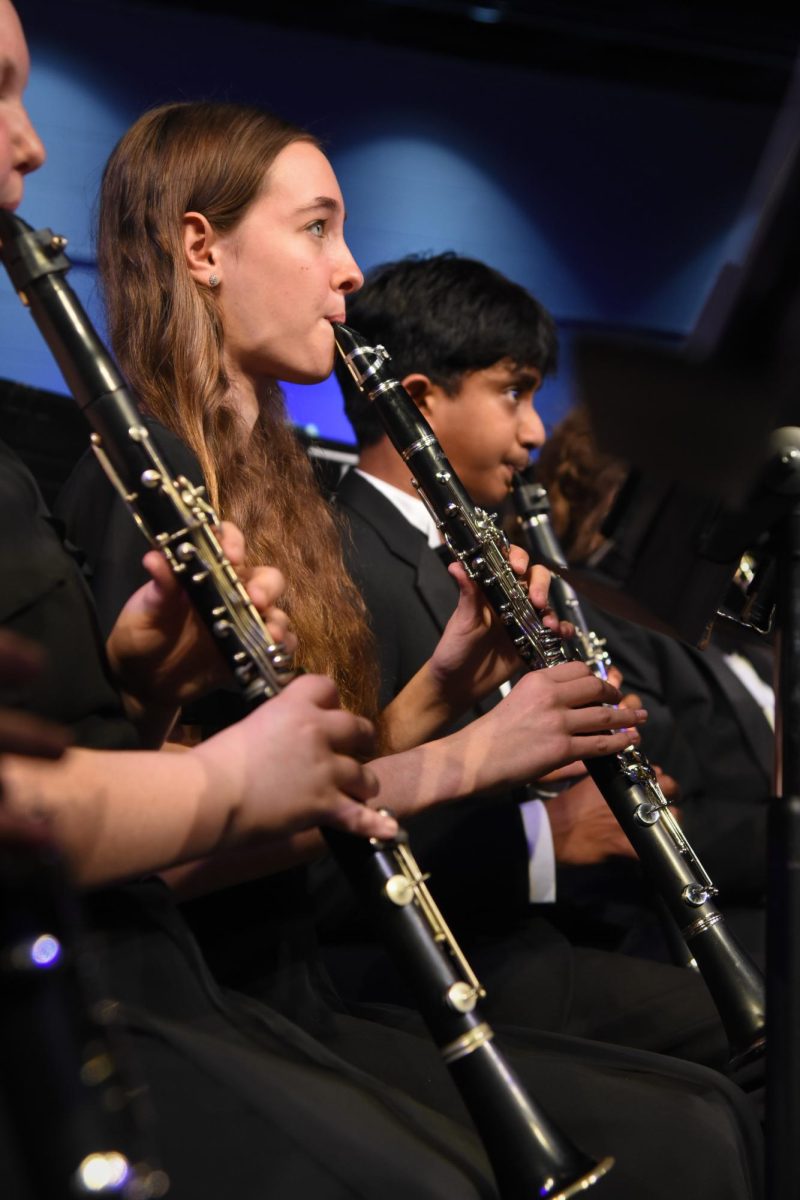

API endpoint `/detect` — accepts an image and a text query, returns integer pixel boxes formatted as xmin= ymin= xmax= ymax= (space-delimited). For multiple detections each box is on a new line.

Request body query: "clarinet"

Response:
xmin=0 ymin=211 xmax=614 ymax=1200
xmin=510 ymin=472 xmax=720 ymax=971
xmin=333 ymin=321 xmax=766 ymax=1069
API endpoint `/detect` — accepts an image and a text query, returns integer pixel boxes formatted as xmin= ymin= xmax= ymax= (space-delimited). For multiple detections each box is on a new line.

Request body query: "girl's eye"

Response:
xmin=307 ymin=219 xmax=326 ymax=237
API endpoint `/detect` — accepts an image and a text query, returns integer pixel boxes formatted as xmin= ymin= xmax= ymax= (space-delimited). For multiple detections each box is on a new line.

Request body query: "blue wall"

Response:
xmin=6 ymin=0 xmax=780 ymax=442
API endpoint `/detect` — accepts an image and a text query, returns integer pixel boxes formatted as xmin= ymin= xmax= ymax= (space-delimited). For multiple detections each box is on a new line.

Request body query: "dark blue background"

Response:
xmin=6 ymin=0 xmax=782 ymax=442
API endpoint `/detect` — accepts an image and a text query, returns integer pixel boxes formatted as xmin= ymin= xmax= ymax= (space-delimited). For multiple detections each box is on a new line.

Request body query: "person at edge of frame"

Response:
xmin=532 ymin=403 xmax=771 ymax=969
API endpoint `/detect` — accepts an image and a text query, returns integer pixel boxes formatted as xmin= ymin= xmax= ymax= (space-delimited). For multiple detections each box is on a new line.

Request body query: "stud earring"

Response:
xmin=208 ymin=273 xmax=219 ymax=288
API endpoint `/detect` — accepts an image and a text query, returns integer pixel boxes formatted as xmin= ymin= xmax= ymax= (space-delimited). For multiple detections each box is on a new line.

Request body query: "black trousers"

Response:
xmin=32 ymin=878 xmax=759 ymax=1200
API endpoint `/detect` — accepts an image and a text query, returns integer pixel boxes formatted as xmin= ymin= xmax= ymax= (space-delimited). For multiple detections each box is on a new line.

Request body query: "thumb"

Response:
xmin=142 ymin=549 xmax=183 ymax=601
xmin=447 ymin=567 xmax=491 ymax=631
xmin=447 ymin=561 xmax=485 ymax=607
xmin=322 ymin=798 xmax=399 ymax=841
xmin=447 ymin=560 xmax=470 ymax=592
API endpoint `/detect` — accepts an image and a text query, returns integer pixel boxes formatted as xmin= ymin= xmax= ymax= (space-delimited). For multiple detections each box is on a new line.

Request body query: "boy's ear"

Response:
xmin=182 ymin=210 xmax=221 ymax=284
xmin=400 ymin=373 xmax=439 ymax=414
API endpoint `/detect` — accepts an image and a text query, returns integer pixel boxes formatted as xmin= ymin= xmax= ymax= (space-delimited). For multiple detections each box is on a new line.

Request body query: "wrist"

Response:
xmin=421 ymin=656 xmax=473 ymax=722
xmin=382 ymin=663 xmax=461 ymax=753
xmin=370 ymin=724 xmax=498 ymax=820
xmin=116 ymin=688 xmax=179 ymax=750
xmin=104 ymin=629 xmax=143 ymax=699
xmin=188 ymin=731 xmax=245 ymax=852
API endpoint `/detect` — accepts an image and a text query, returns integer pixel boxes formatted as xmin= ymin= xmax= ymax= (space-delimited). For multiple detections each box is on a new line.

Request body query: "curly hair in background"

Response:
xmin=536 ymin=405 xmax=628 ymax=564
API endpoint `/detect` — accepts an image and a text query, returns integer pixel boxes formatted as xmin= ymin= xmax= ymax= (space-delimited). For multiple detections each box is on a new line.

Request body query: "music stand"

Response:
xmin=571 ymin=58 xmax=800 ymax=1200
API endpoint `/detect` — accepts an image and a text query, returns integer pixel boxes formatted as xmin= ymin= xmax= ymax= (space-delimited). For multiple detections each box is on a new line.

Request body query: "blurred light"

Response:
xmin=80 ymin=1050 xmax=115 ymax=1087
xmin=76 ymin=1151 xmax=131 ymax=1193
xmin=30 ymin=933 xmax=62 ymax=967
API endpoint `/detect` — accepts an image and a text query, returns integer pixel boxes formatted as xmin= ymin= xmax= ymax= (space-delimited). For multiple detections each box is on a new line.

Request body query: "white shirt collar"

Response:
xmin=354 ymin=468 xmax=442 ymax=549
xmin=721 ymin=650 xmax=775 ymax=731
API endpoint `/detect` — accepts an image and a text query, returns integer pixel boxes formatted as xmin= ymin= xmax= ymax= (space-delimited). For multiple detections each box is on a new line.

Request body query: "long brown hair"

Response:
xmin=98 ymin=101 xmax=379 ymax=719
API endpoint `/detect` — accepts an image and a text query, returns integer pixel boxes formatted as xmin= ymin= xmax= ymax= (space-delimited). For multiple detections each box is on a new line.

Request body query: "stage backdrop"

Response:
xmin=5 ymin=0 xmax=783 ymax=445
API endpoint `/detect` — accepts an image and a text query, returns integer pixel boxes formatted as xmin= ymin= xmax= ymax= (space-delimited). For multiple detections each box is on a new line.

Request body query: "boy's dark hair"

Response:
xmin=336 ymin=252 xmax=558 ymax=448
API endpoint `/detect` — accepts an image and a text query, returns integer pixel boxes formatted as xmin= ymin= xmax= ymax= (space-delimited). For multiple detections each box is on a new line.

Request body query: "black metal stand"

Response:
xmin=766 ymin=431 xmax=800 ymax=1199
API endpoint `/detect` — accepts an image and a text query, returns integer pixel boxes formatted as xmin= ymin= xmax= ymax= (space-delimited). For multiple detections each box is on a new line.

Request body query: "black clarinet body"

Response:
xmin=334 ymin=320 xmax=766 ymax=1069
xmin=0 ymin=211 xmax=613 ymax=1200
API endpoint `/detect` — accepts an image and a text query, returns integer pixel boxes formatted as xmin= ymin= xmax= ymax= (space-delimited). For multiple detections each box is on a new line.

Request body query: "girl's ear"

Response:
xmin=182 ymin=210 xmax=221 ymax=286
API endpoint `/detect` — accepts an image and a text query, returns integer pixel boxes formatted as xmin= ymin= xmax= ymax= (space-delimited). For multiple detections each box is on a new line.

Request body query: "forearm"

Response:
xmin=370 ymin=666 xmax=646 ymax=820
xmin=381 ymin=661 xmax=466 ymax=752
xmin=0 ymin=746 xmax=237 ymax=888
xmin=0 ymin=678 xmax=396 ymax=888
xmin=369 ymin=727 xmax=501 ymax=820
xmin=383 ymin=648 xmax=515 ymax=753
xmin=161 ymin=830 xmax=326 ymax=900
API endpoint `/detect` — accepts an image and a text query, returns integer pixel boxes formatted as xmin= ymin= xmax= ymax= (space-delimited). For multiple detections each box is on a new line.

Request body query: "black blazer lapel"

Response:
xmin=415 ymin=541 xmax=461 ymax=634
xmin=337 ymin=470 xmax=458 ymax=633
xmin=690 ymin=644 xmax=774 ymax=784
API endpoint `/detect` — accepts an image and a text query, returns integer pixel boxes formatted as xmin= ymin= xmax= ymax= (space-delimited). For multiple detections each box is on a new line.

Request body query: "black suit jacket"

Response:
xmin=578 ymin=596 xmax=771 ymax=901
xmin=335 ymin=469 xmax=533 ymax=929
